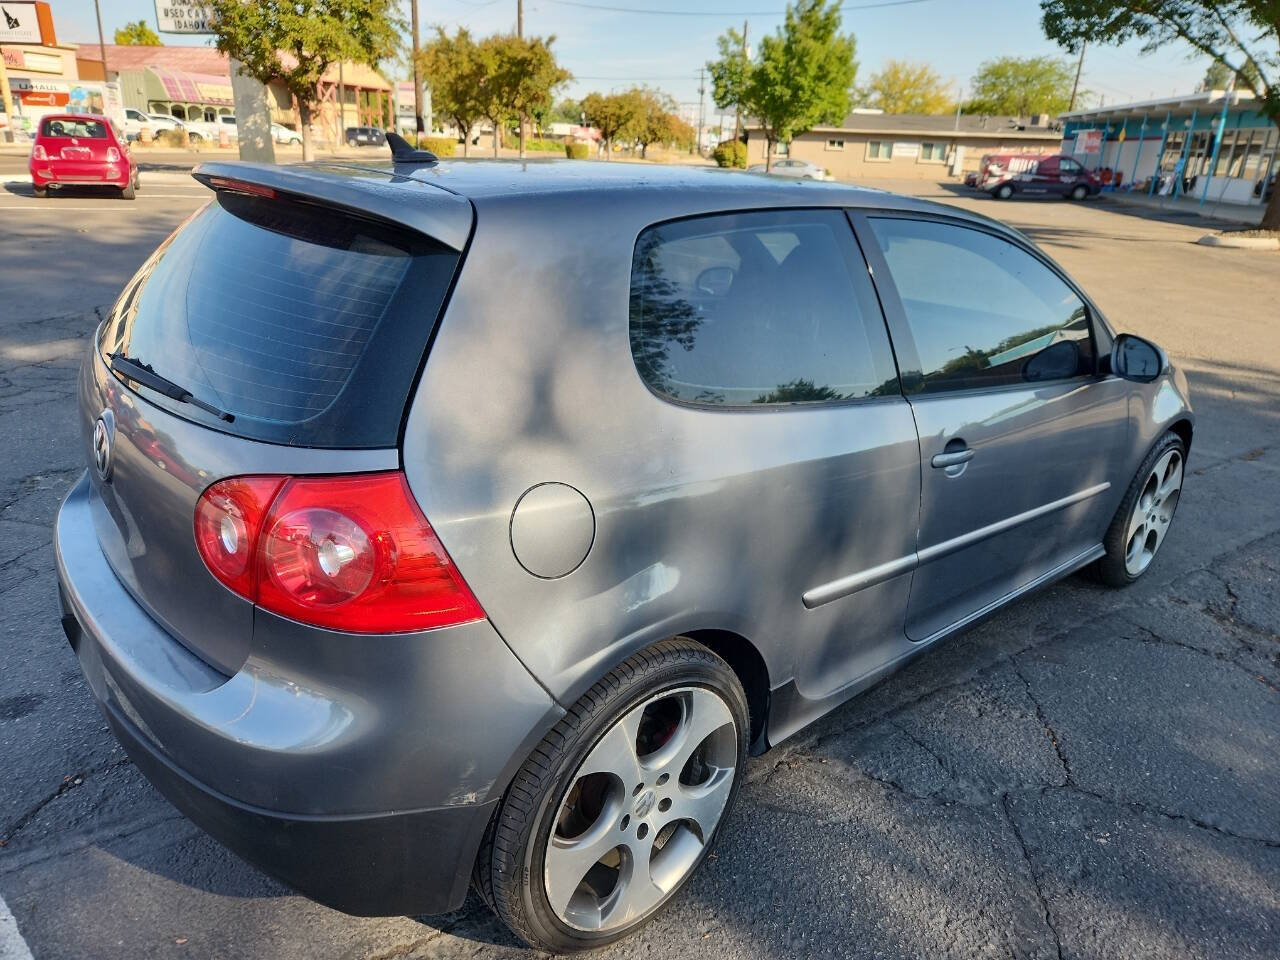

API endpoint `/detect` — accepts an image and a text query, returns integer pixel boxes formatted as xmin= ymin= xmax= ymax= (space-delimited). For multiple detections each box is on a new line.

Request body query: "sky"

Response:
xmin=54 ymin=0 xmax=1210 ymax=116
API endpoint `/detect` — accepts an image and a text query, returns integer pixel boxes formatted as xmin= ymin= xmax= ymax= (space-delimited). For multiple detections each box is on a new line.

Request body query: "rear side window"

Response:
xmin=868 ymin=217 xmax=1094 ymax=394
xmin=629 ymin=209 xmax=899 ymax=406
xmin=41 ymin=118 xmax=107 ymax=138
xmin=99 ymin=191 xmax=460 ymax=448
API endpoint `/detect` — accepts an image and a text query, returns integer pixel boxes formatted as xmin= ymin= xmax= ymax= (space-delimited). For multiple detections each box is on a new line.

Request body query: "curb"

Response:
xmin=1197 ymin=233 xmax=1280 ymax=250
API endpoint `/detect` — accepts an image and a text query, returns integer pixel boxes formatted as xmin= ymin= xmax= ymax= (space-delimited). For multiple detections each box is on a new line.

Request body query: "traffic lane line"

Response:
xmin=0 ymin=894 xmax=35 ymax=960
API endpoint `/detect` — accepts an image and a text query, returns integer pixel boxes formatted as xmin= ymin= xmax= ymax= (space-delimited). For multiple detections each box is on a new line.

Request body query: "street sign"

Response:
xmin=155 ymin=3 xmax=215 ymax=34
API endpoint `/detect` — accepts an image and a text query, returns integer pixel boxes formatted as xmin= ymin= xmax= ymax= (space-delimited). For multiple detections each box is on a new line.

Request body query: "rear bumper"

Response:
xmin=55 ymin=471 xmax=562 ymax=915
xmin=30 ymin=164 xmax=131 ymax=188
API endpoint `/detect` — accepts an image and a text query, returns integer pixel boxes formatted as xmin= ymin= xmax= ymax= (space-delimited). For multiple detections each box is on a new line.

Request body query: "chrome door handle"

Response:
xmin=931 ymin=448 xmax=975 ymax=469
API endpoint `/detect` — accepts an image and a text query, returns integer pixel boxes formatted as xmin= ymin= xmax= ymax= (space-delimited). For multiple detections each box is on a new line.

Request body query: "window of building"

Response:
xmin=919 ymin=142 xmax=947 ymax=163
xmin=629 ymin=210 xmax=899 ymax=407
xmin=826 ymin=138 xmax=846 ymax=151
xmin=869 ymin=217 xmax=1095 ymax=394
xmin=866 ymin=140 xmax=893 ymax=160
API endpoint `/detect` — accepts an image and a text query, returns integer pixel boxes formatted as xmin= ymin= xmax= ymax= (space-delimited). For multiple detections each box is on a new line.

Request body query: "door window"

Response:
xmin=630 ymin=210 xmax=899 ymax=406
xmin=869 ymin=217 xmax=1095 ymax=393
xmin=1060 ymin=157 xmax=1084 ymax=174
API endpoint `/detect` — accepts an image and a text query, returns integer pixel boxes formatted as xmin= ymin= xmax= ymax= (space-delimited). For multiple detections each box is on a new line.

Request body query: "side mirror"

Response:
xmin=1023 ymin=339 xmax=1080 ymax=382
xmin=1110 ymin=333 xmax=1166 ymax=383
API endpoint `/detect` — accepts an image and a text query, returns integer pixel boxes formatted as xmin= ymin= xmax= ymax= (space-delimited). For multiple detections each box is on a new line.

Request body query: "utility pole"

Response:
xmin=697 ymin=67 xmax=706 ymax=157
xmin=338 ymin=60 xmax=345 ymax=140
xmin=514 ymin=0 xmax=524 ymax=160
xmin=1068 ymin=40 xmax=1086 ymax=112
xmin=0 ymin=51 xmax=13 ymax=143
xmin=93 ymin=0 xmax=108 ymax=79
xmin=411 ymin=0 xmax=424 ymax=139
xmin=733 ymin=19 xmax=747 ymax=142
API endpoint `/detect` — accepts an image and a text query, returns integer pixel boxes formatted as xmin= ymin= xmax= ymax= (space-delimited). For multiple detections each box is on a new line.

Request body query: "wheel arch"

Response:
xmin=680 ymin=628 xmax=771 ymax=754
xmin=1168 ymin=417 xmax=1193 ymax=456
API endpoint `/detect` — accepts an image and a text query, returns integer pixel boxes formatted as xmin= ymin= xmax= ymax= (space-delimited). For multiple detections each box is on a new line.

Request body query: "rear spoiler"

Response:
xmin=192 ymin=161 xmax=473 ymax=252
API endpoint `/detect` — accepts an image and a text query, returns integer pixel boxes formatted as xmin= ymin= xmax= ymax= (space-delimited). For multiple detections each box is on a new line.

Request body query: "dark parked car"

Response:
xmin=987 ymin=153 xmax=1102 ymax=200
xmin=57 ymin=159 xmax=1191 ymax=952
xmin=344 ymin=125 xmax=386 ymax=147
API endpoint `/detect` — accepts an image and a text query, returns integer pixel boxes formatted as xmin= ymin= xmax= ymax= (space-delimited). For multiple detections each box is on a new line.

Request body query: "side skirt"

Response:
xmin=764 ymin=542 xmax=1106 ymax=749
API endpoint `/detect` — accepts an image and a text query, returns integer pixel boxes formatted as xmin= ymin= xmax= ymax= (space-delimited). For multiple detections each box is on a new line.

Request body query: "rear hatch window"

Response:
xmin=99 ymin=189 xmax=461 ymax=448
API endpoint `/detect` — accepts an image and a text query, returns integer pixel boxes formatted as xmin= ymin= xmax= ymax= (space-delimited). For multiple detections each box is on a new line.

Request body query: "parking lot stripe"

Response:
xmin=0 ymin=895 xmax=35 ymax=960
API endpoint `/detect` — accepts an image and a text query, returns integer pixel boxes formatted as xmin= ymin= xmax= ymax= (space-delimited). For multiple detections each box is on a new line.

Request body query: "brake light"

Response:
xmin=194 ymin=472 xmax=484 ymax=633
xmin=106 ymin=146 xmax=121 ymax=162
xmin=32 ymin=144 xmax=47 ymax=161
xmin=194 ymin=476 xmax=287 ymax=597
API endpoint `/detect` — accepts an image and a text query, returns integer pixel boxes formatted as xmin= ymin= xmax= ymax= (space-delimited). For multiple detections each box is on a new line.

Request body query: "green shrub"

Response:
xmin=565 ymin=141 xmax=590 ymax=160
xmin=524 ymin=138 xmax=563 ymax=152
xmin=420 ymin=136 xmax=456 ymax=157
xmin=712 ymin=140 xmax=747 ymax=168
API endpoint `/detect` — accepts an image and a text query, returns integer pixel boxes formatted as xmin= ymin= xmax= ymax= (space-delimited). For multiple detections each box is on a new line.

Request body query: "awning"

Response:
xmin=148 ymin=66 xmax=234 ymax=106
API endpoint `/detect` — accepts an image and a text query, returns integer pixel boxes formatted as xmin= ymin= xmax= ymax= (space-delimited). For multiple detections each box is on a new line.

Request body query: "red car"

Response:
xmin=29 ymin=114 xmax=139 ymax=200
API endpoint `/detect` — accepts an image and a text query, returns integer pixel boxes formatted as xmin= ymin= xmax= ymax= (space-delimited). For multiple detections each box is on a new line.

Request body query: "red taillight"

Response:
xmin=194 ymin=476 xmax=286 ymax=597
xmin=106 ymin=146 xmax=121 ymax=163
xmin=193 ymin=472 xmax=484 ymax=633
xmin=31 ymin=144 xmax=47 ymax=161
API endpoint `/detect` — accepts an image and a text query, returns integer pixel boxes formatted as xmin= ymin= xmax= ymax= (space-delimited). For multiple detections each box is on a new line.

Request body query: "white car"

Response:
xmin=185 ymin=115 xmax=238 ymax=143
xmin=748 ymin=158 xmax=827 ymax=180
xmin=147 ymin=113 xmax=185 ymax=132
xmin=271 ymin=123 xmax=303 ymax=145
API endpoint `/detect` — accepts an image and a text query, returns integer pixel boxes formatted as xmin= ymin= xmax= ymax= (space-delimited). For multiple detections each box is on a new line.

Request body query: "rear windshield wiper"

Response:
xmin=109 ymin=353 xmax=234 ymax=423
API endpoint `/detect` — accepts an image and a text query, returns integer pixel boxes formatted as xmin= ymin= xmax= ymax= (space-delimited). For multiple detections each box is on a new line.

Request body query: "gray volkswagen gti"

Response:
xmin=55 ymin=152 xmax=1192 ymax=952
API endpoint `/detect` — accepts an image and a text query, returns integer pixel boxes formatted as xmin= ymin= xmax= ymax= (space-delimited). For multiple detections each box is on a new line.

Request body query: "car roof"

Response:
xmin=193 ymin=157 xmax=1020 ymax=249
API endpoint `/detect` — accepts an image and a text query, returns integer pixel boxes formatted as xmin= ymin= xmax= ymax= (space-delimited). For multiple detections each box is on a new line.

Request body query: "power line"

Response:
xmin=538 ymin=0 xmax=934 ymax=18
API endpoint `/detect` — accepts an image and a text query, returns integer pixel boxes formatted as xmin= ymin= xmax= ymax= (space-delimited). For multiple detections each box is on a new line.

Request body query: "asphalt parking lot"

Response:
xmin=0 ymin=162 xmax=1276 ymax=960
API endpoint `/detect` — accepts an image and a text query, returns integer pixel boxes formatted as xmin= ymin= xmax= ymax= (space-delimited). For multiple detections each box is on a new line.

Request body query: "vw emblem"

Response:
xmin=92 ymin=410 xmax=115 ymax=482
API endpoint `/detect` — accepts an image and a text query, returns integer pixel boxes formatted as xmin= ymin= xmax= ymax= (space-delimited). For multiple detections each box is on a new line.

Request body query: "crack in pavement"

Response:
xmin=0 ymin=758 xmax=133 ymax=848
xmin=1001 ymin=792 xmax=1065 ymax=960
xmin=1009 ymin=656 xmax=1071 ymax=787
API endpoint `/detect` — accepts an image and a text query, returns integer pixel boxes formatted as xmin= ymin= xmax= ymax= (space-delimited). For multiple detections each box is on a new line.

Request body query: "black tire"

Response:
xmin=347 ymin=137 xmax=357 ymax=148
xmin=995 ymin=183 xmax=1014 ymax=199
xmin=1093 ymin=431 xmax=1185 ymax=587
xmin=33 ymin=186 xmax=47 ymax=199
xmin=121 ymin=181 xmax=136 ymax=200
xmin=475 ymin=639 xmax=749 ymax=953
xmin=1070 ymin=184 xmax=1088 ymax=201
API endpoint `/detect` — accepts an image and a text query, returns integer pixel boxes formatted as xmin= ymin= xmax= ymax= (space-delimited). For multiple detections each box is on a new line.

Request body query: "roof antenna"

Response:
xmin=386 ymin=131 xmax=438 ymax=165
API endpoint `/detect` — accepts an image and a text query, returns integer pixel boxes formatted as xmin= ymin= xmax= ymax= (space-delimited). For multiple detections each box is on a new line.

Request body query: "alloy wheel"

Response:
xmin=1123 ymin=448 xmax=1183 ymax=576
xmin=543 ymin=685 xmax=737 ymax=933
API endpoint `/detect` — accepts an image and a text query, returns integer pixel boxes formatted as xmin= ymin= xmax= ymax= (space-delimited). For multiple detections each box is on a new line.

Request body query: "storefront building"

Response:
xmin=76 ymin=45 xmax=394 ymax=143
xmin=1 ymin=1 xmax=121 ymax=137
xmin=745 ymin=112 xmax=1064 ymax=180
xmin=1061 ymin=90 xmax=1278 ymax=207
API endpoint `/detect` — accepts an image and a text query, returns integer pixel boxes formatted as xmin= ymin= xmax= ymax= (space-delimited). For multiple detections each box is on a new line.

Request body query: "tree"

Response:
xmin=743 ymin=0 xmax=857 ymax=170
xmin=582 ymin=91 xmax=641 ymax=159
xmin=549 ymin=97 xmax=583 ymax=125
xmin=420 ymin=27 xmax=485 ymax=156
xmin=861 ymin=59 xmax=953 ymax=114
xmin=629 ymin=87 xmax=686 ymax=158
xmin=207 ymin=0 xmax=400 ymax=161
xmin=504 ymin=35 xmax=570 ymax=157
xmin=114 ymin=20 xmax=162 ymax=45
xmin=965 ymin=55 xmax=1075 ymax=116
xmin=1040 ymin=1 xmax=1280 ymax=229
xmin=707 ymin=25 xmax=752 ymax=140
xmin=1202 ymin=59 xmax=1233 ymax=90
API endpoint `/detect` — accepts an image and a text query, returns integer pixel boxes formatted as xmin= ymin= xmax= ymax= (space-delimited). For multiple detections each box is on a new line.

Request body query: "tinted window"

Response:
xmin=99 ymin=192 xmax=460 ymax=447
xmin=869 ymin=218 xmax=1094 ymax=393
xmin=630 ymin=209 xmax=898 ymax=406
xmin=41 ymin=118 xmax=107 ymax=138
